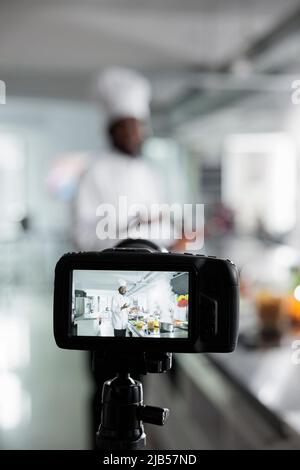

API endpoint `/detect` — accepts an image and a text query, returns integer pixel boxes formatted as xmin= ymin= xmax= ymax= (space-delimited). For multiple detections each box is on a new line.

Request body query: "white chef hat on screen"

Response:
xmin=118 ymin=279 xmax=127 ymax=288
xmin=97 ymin=67 xmax=151 ymax=124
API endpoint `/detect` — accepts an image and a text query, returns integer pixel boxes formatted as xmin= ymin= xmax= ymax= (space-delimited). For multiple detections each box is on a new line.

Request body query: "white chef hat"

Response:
xmin=118 ymin=279 xmax=127 ymax=288
xmin=97 ymin=67 xmax=151 ymax=124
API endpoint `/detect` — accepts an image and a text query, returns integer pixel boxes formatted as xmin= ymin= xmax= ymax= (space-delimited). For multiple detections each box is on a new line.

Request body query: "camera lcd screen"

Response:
xmin=71 ymin=270 xmax=189 ymax=339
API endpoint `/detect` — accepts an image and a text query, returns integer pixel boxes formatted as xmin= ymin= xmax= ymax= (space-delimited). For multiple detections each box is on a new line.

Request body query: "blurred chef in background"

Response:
xmin=73 ymin=67 xmax=186 ymax=251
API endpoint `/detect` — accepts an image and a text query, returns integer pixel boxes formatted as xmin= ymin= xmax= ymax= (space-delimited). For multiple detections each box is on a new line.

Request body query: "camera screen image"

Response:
xmin=71 ymin=269 xmax=189 ymax=339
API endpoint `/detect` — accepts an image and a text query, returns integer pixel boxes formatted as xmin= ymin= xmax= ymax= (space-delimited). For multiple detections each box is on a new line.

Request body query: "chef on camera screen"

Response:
xmin=71 ymin=270 xmax=189 ymax=339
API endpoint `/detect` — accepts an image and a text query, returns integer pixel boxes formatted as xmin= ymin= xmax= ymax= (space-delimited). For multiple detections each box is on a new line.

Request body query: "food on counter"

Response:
xmin=255 ymin=290 xmax=286 ymax=340
xmin=147 ymin=316 xmax=155 ymax=331
xmin=283 ymin=268 xmax=300 ymax=326
xmin=285 ymin=295 xmax=300 ymax=325
xmin=177 ymin=294 xmax=188 ymax=307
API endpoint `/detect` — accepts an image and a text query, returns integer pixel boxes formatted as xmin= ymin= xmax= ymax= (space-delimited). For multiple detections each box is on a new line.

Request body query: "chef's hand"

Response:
xmin=121 ymin=303 xmax=129 ymax=310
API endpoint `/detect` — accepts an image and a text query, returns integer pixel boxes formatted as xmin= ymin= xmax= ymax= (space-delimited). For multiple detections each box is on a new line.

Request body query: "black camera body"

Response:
xmin=53 ymin=247 xmax=239 ymax=353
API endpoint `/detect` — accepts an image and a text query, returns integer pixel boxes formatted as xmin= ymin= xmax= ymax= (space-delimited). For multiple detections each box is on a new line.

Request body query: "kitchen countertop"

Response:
xmin=201 ymin=236 xmax=300 ymax=436
xmin=74 ymin=314 xmax=100 ymax=321
xmin=209 ymin=337 xmax=300 ymax=435
xmin=127 ymin=321 xmax=188 ymax=339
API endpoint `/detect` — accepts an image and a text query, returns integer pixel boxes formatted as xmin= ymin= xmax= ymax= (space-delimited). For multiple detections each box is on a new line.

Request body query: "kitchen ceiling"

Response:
xmin=73 ymin=270 xmax=150 ymax=291
xmin=1 ymin=0 xmax=300 ymax=100
xmin=0 ymin=0 xmax=297 ymax=72
xmin=73 ymin=269 xmax=176 ymax=291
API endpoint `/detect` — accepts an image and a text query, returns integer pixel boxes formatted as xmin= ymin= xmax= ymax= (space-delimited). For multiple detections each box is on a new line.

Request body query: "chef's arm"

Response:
xmin=120 ymin=299 xmax=131 ymax=309
xmin=135 ymin=211 xmax=204 ymax=252
xmin=73 ymin=170 xmax=116 ymax=251
xmin=131 ymin=213 xmax=183 ymax=251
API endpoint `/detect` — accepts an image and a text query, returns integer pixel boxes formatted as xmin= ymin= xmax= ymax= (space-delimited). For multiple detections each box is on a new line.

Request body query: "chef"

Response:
xmin=111 ymin=280 xmax=131 ymax=337
xmin=73 ymin=66 xmax=184 ymax=251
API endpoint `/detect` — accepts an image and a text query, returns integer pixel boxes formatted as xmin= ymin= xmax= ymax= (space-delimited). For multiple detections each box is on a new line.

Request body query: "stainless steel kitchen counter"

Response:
xmin=127 ymin=321 xmax=188 ymax=338
xmin=209 ymin=341 xmax=300 ymax=435
xmin=202 ymin=235 xmax=300 ymax=436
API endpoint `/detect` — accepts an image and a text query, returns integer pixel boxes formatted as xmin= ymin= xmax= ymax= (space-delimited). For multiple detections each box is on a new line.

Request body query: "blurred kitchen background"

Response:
xmin=1 ymin=0 xmax=300 ymax=449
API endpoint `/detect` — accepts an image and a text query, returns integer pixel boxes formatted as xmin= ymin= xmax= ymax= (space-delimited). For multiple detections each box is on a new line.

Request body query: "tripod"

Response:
xmin=94 ymin=238 xmax=171 ymax=450
xmin=95 ymin=352 xmax=172 ymax=450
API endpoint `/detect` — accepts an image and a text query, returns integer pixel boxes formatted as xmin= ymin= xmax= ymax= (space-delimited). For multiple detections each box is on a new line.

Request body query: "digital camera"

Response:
xmin=53 ymin=246 xmax=239 ymax=353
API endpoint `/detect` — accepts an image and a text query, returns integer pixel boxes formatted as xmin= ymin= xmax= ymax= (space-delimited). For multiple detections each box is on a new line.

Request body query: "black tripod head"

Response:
xmin=95 ymin=352 xmax=171 ymax=450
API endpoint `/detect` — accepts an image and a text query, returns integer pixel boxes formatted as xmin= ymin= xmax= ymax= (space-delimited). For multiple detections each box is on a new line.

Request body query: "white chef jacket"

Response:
xmin=73 ymin=150 xmax=176 ymax=250
xmin=111 ymin=293 xmax=131 ymax=330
